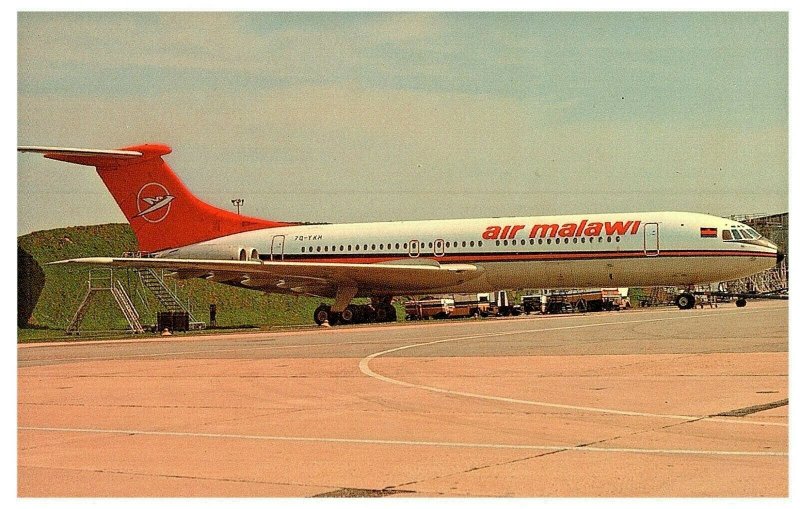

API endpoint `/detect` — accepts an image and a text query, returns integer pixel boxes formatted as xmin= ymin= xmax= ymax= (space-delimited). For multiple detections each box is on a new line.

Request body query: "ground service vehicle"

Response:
xmin=404 ymin=298 xmax=455 ymax=320
xmin=544 ymin=288 xmax=631 ymax=313
xmin=521 ymin=295 xmax=543 ymax=314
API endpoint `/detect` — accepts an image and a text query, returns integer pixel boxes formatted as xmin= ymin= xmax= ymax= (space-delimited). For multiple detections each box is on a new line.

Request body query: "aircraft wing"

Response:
xmin=49 ymin=257 xmax=483 ymax=296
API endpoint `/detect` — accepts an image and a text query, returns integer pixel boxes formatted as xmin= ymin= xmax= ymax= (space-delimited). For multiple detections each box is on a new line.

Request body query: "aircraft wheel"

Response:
xmin=374 ymin=303 xmax=397 ymax=322
xmin=362 ymin=305 xmax=377 ymax=323
xmin=735 ymin=298 xmax=747 ymax=308
xmin=340 ymin=306 xmax=355 ymax=324
xmin=313 ymin=304 xmax=332 ymax=325
xmin=675 ymin=293 xmax=695 ymax=310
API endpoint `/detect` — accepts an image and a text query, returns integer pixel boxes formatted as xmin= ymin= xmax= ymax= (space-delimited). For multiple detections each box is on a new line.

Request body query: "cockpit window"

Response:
xmin=731 ymin=229 xmax=742 ymax=240
xmin=739 ymin=229 xmax=753 ymax=239
xmin=747 ymin=229 xmax=761 ymax=239
xmin=722 ymin=230 xmax=732 ymax=240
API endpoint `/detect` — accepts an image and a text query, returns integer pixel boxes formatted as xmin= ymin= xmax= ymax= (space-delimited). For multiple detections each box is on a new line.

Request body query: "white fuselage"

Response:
xmin=162 ymin=211 xmax=777 ymax=297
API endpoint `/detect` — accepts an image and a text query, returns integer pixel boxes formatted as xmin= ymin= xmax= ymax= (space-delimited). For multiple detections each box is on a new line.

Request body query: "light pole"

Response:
xmin=231 ymin=198 xmax=244 ymax=215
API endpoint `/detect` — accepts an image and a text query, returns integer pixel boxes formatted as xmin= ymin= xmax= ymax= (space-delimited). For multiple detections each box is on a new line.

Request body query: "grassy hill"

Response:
xmin=18 ymin=223 xmax=335 ymax=339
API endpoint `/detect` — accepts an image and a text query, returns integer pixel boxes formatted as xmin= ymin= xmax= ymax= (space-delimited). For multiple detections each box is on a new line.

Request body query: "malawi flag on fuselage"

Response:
xmin=700 ymin=227 xmax=718 ymax=238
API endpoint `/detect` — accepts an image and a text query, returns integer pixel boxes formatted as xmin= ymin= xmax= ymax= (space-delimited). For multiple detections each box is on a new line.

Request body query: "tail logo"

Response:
xmin=135 ymin=182 xmax=174 ymax=223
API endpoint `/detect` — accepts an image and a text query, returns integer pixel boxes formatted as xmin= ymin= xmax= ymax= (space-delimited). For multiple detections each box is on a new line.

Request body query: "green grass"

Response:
xmin=17 ymin=223 xmax=351 ymax=341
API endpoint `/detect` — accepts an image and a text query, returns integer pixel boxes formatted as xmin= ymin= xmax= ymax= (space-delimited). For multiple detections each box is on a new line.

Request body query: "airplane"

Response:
xmin=18 ymin=143 xmax=783 ymax=325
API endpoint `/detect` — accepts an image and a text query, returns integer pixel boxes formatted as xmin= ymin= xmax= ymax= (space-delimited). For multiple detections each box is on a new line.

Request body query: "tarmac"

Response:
xmin=18 ymin=300 xmax=788 ymax=497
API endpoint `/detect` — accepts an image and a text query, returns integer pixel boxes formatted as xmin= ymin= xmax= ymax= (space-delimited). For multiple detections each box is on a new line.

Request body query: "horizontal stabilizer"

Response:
xmin=18 ymin=146 xmax=143 ymax=159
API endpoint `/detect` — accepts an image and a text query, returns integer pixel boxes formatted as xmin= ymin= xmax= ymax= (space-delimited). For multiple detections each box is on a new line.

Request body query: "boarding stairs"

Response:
xmin=67 ymin=269 xmax=144 ymax=334
xmin=134 ymin=268 xmax=204 ymax=329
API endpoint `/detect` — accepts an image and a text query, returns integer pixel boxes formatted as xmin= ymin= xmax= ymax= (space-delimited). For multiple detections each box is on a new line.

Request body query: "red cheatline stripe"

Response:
xmin=279 ymin=250 xmax=775 ymax=264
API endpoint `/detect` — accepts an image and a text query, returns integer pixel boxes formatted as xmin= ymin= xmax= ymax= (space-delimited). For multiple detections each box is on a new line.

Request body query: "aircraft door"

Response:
xmin=643 ymin=223 xmax=659 ymax=256
xmin=271 ymin=235 xmax=285 ymax=261
xmin=408 ymin=239 xmax=420 ymax=258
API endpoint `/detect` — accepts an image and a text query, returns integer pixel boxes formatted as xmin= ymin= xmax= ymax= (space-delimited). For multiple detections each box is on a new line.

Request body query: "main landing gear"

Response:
xmin=313 ymin=296 xmax=397 ymax=326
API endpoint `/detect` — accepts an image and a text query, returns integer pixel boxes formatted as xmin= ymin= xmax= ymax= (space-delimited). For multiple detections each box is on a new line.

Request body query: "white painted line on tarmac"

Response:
xmin=17 ymin=337 xmax=406 ymax=365
xmin=19 ymin=426 xmax=786 ymax=458
xmin=358 ymin=308 xmax=788 ymax=428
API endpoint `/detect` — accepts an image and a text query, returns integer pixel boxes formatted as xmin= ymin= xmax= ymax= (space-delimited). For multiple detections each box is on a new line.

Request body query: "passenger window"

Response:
xmin=478 ymin=241 xmax=483 ymax=247
xmin=722 ymin=230 xmax=732 ymax=240
xmin=581 ymin=237 xmax=586 ymax=243
xmin=470 ymin=240 xmax=475 ymax=247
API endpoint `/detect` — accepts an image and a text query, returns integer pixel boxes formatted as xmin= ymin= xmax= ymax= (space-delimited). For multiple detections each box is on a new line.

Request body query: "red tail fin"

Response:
xmin=21 ymin=144 xmax=292 ymax=252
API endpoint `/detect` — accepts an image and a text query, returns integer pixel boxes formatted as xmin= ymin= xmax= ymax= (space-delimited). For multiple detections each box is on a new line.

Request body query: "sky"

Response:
xmin=16 ymin=11 xmax=789 ymax=234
